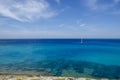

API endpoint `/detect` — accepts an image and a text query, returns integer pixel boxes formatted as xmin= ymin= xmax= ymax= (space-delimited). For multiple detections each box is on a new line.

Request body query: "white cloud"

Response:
xmin=85 ymin=0 xmax=98 ymax=10
xmin=58 ymin=24 xmax=64 ymax=27
xmin=80 ymin=23 xmax=86 ymax=27
xmin=0 ymin=0 xmax=56 ymax=22
xmin=83 ymin=0 xmax=120 ymax=15
xmin=114 ymin=0 xmax=120 ymax=3
xmin=55 ymin=0 xmax=61 ymax=4
xmin=84 ymin=0 xmax=117 ymax=10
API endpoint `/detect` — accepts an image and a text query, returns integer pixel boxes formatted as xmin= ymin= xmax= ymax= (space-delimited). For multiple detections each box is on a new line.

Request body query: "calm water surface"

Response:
xmin=0 ymin=39 xmax=120 ymax=78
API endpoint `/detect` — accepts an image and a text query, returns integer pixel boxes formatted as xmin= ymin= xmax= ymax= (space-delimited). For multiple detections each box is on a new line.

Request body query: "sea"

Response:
xmin=0 ymin=39 xmax=120 ymax=79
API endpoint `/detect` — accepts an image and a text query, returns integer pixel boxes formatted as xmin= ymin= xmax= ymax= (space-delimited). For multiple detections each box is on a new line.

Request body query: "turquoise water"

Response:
xmin=0 ymin=39 xmax=120 ymax=65
xmin=0 ymin=39 xmax=120 ymax=78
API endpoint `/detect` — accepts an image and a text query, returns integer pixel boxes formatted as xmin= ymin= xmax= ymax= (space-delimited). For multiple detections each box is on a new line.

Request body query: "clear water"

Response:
xmin=0 ymin=39 xmax=120 ymax=78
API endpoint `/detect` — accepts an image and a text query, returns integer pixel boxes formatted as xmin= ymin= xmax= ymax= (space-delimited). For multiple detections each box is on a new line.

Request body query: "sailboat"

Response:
xmin=81 ymin=38 xmax=83 ymax=44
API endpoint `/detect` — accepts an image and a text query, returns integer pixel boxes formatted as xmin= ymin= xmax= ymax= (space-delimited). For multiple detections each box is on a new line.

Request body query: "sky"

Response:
xmin=0 ymin=0 xmax=120 ymax=39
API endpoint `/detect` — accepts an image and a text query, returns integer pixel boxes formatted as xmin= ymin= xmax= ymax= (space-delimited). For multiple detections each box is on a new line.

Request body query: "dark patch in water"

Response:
xmin=0 ymin=59 xmax=120 ymax=79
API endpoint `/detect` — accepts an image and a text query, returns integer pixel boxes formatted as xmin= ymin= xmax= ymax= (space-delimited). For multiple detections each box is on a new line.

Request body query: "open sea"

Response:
xmin=0 ymin=39 xmax=120 ymax=79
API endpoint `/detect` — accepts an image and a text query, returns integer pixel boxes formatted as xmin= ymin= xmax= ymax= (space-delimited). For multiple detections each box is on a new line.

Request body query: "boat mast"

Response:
xmin=81 ymin=38 xmax=83 ymax=44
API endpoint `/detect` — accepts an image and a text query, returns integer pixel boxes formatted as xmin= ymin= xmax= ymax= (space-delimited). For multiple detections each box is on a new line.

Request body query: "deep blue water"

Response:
xmin=0 ymin=39 xmax=120 ymax=78
xmin=0 ymin=39 xmax=120 ymax=65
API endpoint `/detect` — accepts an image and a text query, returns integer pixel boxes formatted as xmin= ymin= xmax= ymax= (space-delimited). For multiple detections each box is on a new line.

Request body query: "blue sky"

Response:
xmin=0 ymin=0 xmax=120 ymax=38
